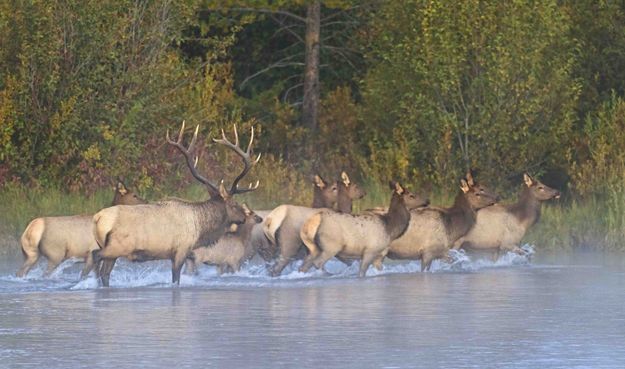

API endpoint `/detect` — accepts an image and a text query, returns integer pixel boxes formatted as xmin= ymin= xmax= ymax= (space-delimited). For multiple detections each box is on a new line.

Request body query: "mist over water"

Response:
xmin=1 ymin=247 xmax=625 ymax=368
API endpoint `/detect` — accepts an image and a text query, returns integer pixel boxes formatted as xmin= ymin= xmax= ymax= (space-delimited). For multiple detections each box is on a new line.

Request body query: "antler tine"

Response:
xmin=246 ymin=126 xmax=254 ymax=154
xmin=212 ymin=125 xmax=261 ymax=195
xmin=166 ymin=121 xmax=219 ymax=195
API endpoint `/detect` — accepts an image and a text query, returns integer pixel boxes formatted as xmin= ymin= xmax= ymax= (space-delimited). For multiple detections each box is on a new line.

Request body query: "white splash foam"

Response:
xmin=2 ymin=245 xmax=536 ymax=291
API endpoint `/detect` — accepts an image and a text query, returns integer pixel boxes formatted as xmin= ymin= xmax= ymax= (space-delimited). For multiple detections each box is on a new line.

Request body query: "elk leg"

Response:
xmin=372 ymin=255 xmax=384 ymax=271
xmin=44 ymin=258 xmax=62 ymax=277
xmin=99 ymin=258 xmax=117 ymax=287
xmin=492 ymin=248 xmax=500 ymax=262
xmin=16 ymin=252 xmax=39 ymax=278
xmin=171 ymin=253 xmax=186 ymax=285
xmin=184 ymin=259 xmax=197 ymax=275
xmin=271 ymin=255 xmax=293 ymax=276
xmin=359 ymin=252 xmax=378 ymax=278
xmin=312 ymin=250 xmax=337 ymax=271
xmin=421 ymin=255 xmax=434 ymax=272
xmin=80 ymin=251 xmax=95 ymax=278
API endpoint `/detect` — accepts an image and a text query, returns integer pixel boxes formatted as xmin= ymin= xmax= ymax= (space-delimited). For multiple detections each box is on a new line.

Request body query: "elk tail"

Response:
xmin=263 ymin=205 xmax=288 ymax=245
xmin=300 ymin=213 xmax=323 ymax=258
xmin=92 ymin=208 xmax=118 ymax=248
xmin=20 ymin=218 xmax=44 ymax=262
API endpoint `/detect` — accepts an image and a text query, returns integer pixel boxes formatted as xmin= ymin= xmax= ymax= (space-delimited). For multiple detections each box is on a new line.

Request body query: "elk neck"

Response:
xmin=508 ymin=186 xmax=543 ymax=227
xmin=194 ymin=198 xmax=229 ymax=247
xmin=445 ymin=191 xmax=478 ymax=242
xmin=336 ymin=185 xmax=353 ymax=213
xmin=312 ymin=186 xmax=333 ymax=208
xmin=383 ymin=193 xmax=411 ymax=241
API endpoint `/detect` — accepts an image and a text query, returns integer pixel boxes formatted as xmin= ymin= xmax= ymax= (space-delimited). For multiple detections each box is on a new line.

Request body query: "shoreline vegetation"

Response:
xmin=3 ymin=1 xmax=625 ymax=258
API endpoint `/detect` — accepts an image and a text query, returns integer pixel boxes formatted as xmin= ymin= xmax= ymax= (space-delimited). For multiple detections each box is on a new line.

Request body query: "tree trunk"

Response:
xmin=302 ymin=1 xmax=320 ymax=131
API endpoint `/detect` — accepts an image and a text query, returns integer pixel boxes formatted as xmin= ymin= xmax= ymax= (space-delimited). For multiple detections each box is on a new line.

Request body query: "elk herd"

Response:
xmin=16 ymin=122 xmax=561 ymax=287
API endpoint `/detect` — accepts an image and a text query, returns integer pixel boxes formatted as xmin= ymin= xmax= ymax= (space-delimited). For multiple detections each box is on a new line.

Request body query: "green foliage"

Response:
xmin=361 ymin=0 xmax=580 ymax=191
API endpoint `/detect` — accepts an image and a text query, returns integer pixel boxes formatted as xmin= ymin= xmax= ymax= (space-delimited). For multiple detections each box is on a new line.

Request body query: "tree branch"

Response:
xmin=225 ymin=7 xmax=306 ymax=23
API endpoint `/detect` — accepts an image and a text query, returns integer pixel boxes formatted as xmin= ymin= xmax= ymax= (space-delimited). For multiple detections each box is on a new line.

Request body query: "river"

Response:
xmin=1 ymin=247 xmax=624 ymax=368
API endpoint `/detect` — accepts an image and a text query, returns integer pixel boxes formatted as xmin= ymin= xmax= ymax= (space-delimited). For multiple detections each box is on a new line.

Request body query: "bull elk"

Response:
xmin=92 ymin=122 xmax=261 ymax=286
xmin=383 ymin=173 xmax=499 ymax=271
xmin=453 ymin=173 xmax=560 ymax=260
xmin=263 ymin=172 xmax=365 ymax=276
xmin=299 ymin=181 xmax=429 ymax=277
xmin=16 ymin=181 xmax=146 ymax=278
xmin=186 ymin=204 xmax=263 ymax=274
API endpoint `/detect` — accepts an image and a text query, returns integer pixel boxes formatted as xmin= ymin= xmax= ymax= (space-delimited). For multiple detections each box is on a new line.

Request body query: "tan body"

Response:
xmin=251 ymin=210 xmax=278 ymax=261
xmin=92 ymin=123 xmax=262 ymax=286
xmin=93 ymin=200 xmax=230 ymax=282
xmin=18 ymin=216 xmax=98 ymax=277
xmin=187 ymin=206 xmax=263 ymax=274
xmin=384 ymin=177 xmax=499 ymax=271
xmin=453 ymin=174 xmax=560 ymax=259
xmin=264 ymin=172 xmax=365 ymax=276
xmin=300 ymin=182 xmax=428 ymax=277
xmin=386 ymin=208 xmax=450 ymax=270
xmin=16 ymin=182 xmax=145 ymax=278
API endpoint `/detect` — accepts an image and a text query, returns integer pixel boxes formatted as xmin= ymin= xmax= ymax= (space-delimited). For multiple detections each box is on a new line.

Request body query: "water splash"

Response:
xmin=2 ymin=245 xmax=535 ymax=291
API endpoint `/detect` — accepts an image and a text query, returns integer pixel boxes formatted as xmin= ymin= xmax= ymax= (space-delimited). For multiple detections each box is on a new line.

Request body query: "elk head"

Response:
xmin=112 ymin=180 xmax=146 ymax=206
xmin=340 ymin=171 xmax=366 ymax=200
xmin=523 ymin=173 xmax=561 ymax=201
xmin=166 ymin=121 xmax=261 ymax=225
xmin=312 ymin=174 xmax=338 ymax=208
xmin=460 ymin=178 xmax=499 ymax=210
xmin=389 ymin=181 xmax=430 ymax=210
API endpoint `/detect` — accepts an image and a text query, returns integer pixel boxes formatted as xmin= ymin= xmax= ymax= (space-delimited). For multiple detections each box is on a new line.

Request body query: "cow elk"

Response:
xmin=263 ymin=171 xmax=365 ymax=276
xmin=92 ymin=122 xmax=261 ymax=286
xmin=254 ymin=175 xmax=339 ymax=262
xmin=186 ymin=204 xmax=263 ymax=274
xmin=299 ymin=181 xmax=429 ymax=277
xmin=453 ymin=173 xmax=560 ymax=260
xmin=384 ymin=173 xmax=499 ymax=271
xmin=17 ymin=181 xmax=146 ymax=278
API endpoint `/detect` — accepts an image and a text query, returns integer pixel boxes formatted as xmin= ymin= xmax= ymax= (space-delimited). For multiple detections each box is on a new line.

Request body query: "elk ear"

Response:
xmin=313 ymin=175 xmax=326 ymax=189
xmin=394 ymin=182 xmax=405 ymax=195
xmin=523 ymin=173 xmax=534 ymax=187
xmin=341 ymin=171 xmax=351 ymax=187
xmin=465 ymin=170 xmax=475 ymax=187
xmin=116 ymin=181 xmax=128 ymax=195
xmin=460 ymin=179 xmax=470 ymax=193
xmin=219 ymin=181 xmax=230 ymax=199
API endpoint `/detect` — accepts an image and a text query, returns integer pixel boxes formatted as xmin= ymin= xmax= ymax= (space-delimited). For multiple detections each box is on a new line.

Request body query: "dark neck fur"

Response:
xmin=336 ymin=185 xmax=352 ymax=213
xmin=194 ymin=198 xmax=228 ymax=247
xmin=312 ymin=187 xmax=332 ymax=208
xmin=508 ymin=187 xmax=542 ymax=226
xmin=444 ymin=192 xmax=478 ymax=242
xmin=383 ymin=193 xmax=411 ymax=240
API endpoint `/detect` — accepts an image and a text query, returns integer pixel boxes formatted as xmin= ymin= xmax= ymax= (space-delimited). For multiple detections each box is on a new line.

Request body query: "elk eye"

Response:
xmin=539 ymin=187 xmax=544 ymax=190
xmin=475 ymin=193 xmax=481 ymax=197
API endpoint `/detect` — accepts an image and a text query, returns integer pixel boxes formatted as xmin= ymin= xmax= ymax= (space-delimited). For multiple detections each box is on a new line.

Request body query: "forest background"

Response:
xmin=2 ymin=0 xmax=625 ymax=254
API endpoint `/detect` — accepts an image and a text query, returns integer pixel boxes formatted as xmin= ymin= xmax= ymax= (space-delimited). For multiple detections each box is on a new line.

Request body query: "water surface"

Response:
xmin=1 ymin=249 xmax=624 ymax=368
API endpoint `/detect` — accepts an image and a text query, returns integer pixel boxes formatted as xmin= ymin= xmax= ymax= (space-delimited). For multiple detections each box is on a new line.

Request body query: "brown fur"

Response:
xmin=299 ymin=182 xmax=429 ymax=277
xmin=264 ymin=172 xmax=365 ymax=276
xmin=186 ymin=206 xmax=263 ymax=274
xmin=384 ymin=178 xmax=499 ymax=271
xmin=16 ymin=182 xmax=145 ymax=278
xmin=92 ymin=124 xmax=260 ymax=286
xmin=453 ymin=173 xmax=560 ymax=259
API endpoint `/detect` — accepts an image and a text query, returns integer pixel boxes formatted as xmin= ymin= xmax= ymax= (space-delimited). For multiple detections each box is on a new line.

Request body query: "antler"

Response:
xmin=166 ymin=121 xmax=219 ymax=196
xmin=213 ymin=125 xmax=261 ymax=195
